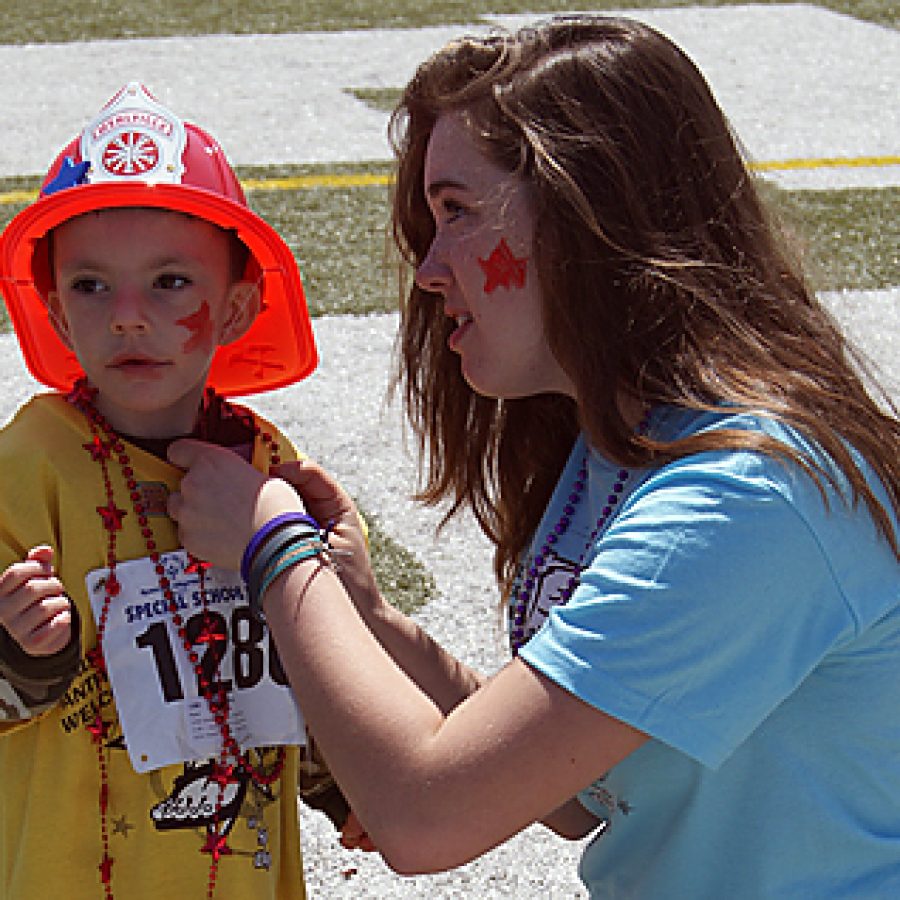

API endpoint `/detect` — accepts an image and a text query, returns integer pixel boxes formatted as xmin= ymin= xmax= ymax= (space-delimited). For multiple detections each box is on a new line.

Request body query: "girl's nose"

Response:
xmin=414 ymin=241 xmax=452 ymax=295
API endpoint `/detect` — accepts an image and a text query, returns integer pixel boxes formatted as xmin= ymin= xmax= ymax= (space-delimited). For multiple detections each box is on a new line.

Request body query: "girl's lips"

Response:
xmin=448 ymin=315 xmax=473 ymax=352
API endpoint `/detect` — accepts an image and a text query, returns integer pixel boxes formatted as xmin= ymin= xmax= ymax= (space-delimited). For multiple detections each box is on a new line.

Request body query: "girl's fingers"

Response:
xmin=272 ymin=459 xmax=356 ymax=523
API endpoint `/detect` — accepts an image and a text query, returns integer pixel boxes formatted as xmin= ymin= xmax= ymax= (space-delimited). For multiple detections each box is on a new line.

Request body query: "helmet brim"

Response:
xmin=0 ymin=181 xmax=317 ymax=396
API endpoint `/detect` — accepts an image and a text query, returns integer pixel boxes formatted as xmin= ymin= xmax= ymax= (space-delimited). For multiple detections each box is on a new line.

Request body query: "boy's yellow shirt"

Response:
xmin=0 ymin=393 xmax=307 ymax=899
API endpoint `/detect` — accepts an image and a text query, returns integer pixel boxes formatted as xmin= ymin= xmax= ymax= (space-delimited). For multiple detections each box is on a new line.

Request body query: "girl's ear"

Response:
xmin=45 ymin=291 xmax=75 ymax=349
xmin=218 ymin=281 xmax=260 ymax=346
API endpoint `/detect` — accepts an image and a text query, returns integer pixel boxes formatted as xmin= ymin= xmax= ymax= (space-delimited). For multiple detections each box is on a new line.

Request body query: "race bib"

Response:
xmin=87 ymin=550 xmax=306 ymax=773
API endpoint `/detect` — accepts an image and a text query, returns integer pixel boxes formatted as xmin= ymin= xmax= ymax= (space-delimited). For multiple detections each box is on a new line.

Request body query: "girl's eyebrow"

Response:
xmin=425 ymin=178 xmax=468 ymax=200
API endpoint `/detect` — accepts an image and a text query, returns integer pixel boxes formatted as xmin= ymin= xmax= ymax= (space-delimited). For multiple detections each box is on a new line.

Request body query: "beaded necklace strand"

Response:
xmin=511 ymin=416 xmax=650 ymax=655
xmin=68 ymin=379 xmax=286 ymax=899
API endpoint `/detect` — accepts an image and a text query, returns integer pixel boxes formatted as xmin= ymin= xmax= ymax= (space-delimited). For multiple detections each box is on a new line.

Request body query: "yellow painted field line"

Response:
xmin=750 ymin=154 xmax=900 ymax=172
xmin=241 ymin=173 xmax=392 ymax=190
xmin=0 ymin=172 xmax=392 ymax=204
xmin=1 ymin=156 xmax=897 ymax=205
xmin=0 ymin=189 xmax=38 ymax=205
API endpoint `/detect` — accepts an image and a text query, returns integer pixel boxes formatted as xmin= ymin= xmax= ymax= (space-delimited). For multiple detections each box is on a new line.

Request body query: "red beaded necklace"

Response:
xmin=68 ymin=378 xmax=286 ymax=899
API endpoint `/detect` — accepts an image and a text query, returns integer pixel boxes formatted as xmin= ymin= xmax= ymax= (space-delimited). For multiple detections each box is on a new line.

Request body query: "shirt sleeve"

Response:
xmin=519 ymin=448 xmax=862 ymax=769
xmin=297 ymin=733 xmax=350 ymax=830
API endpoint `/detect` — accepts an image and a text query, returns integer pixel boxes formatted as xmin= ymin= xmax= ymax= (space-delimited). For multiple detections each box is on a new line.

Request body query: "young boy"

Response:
xmin=0 ymin=82 xmax=345 ymax=898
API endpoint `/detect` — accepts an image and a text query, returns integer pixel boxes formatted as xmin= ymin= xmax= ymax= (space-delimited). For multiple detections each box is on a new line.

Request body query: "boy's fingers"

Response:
xmin=3 ymin=591 xmax=71 ymax=652
xmin=25 ymin=545 xmax=55 ymax=568
xmin=27 ymin=554 xmax=55 ymax=577
xmin=19 ymin=598 xmax=72 ymax=656
xmin=0 ymin=558 xmax=59 ymax=598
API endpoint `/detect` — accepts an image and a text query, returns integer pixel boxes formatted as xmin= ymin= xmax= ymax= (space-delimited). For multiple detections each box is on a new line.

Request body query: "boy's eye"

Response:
xmin=155 ymin=273 xmax=191 ymax=290
xmin=70 ymin=277 xmax=106 ymax=295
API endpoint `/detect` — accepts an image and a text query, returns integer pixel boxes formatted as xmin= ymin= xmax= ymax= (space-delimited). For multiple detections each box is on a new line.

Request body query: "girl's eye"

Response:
xmin=441 ymin=198 xmax=466 ymax=222
xmin=155 ymin=273 xmax=191 ymax=290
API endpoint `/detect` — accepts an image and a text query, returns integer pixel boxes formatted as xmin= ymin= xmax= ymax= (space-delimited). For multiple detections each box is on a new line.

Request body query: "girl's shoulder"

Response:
xmin=637 ymin=406 xmax=898 ymax=625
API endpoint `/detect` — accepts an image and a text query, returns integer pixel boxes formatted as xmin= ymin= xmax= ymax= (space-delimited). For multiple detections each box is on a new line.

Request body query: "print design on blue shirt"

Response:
xmin=509 ymin=547 xmax=579 ymax=650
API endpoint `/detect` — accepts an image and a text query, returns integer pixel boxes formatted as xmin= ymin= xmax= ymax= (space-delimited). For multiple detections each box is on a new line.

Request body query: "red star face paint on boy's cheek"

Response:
xmin=478 ymin=238 xmax=528 ymax=294
xmin=175 ymin=300 xmax=214 ymax=353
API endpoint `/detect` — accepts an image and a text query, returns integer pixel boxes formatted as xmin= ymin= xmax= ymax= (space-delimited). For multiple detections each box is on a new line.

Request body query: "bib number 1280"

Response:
xmin=135 ymin=607 xmax=287 ymax=702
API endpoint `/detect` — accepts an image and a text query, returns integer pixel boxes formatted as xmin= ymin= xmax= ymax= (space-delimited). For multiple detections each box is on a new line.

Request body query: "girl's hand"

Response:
xmin=167 ymin=439 xmax=303 ymax=570
xmin=340 ymin=810 xmax=377 ymax=853
xmin=0 ymin=546 xmax=72 ymax=656
xmin=272 ymin=458 xmax=380 ymax=613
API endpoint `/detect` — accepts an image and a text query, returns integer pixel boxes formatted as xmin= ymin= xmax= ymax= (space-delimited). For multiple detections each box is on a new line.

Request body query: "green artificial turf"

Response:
xmin=768 ymin=187 xmax=900 ymax=292
xmin=1 ymin=173 xmax=897 ymax=327
xmin=366 ymin=509 xmax=438 ymax=614
xmin=241 ymin=163 xmax=398 ymax=317
xmin=0 ymin=0 xmax=894 ymax=44
xmin=345 ymin=88 xmax=402 ymax=114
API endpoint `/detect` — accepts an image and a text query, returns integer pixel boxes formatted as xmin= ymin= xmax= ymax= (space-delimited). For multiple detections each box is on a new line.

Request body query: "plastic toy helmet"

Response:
xmin=0 ymin=82 xmax=317 ymax=396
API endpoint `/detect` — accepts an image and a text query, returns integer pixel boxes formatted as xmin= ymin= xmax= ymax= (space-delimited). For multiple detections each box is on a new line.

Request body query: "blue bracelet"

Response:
xmin=249 ymin=539 xmax=328 ymax=623
xmin=256 ymin=545 xmax=326 ymax=614
xmin=241 ymin=511 xmax=320 ymax=581
xmin=247 ymin=524 xmax=320 ymax=607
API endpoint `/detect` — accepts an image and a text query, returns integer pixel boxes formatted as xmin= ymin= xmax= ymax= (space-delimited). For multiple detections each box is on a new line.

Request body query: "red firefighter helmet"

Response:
xmin=0 ymin=82 xmax=317 ymax=396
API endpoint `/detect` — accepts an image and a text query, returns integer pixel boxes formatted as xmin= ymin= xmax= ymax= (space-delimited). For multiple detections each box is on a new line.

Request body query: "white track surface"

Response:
xmin=0 ymin=4 xmax=898 ymax=188
xmin=0 ymin=5 xmax=897 ymax=897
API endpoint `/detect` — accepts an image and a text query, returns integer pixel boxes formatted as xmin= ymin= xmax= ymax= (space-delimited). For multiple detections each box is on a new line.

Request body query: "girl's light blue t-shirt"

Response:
xmin=517 ymin=407 xmax=900 ymax=898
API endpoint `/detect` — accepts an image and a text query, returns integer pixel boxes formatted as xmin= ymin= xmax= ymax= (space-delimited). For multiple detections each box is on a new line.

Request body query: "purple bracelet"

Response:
xmin=241 ymin=511 xmax=320 ymax=582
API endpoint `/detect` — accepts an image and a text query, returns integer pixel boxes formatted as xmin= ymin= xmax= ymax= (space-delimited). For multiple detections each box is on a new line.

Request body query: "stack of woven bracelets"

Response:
xmin=242 ymin=512 xmax=331 ymax=623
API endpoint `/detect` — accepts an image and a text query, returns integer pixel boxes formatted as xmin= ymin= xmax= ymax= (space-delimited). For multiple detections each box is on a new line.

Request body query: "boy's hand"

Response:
xmin=0 ymin=546 xmax=72 ymax=656
xmin=340 ymin=810 xmax=377 ymax=853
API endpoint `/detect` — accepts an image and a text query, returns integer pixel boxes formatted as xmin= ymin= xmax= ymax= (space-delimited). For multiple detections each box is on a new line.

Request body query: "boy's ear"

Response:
xmin=45 ymin=291 xmax=74 ymax=349
xmin=219 ymin=280 xmax=260 ymax=346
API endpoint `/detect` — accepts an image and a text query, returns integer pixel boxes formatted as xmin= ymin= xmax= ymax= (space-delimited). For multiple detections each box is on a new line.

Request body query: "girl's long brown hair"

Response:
xmin=389 ymin=15 xmax=900 ymax=590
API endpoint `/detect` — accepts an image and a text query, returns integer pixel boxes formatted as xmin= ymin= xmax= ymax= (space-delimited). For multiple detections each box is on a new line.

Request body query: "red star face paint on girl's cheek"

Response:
xmin=478 ymin=238 xmax=528 ymax=294
xmin=175 ymin=300 xmax=213 ymax=353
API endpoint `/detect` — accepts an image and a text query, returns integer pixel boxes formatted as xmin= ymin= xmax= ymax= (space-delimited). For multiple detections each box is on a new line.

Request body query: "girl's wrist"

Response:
xmin=252 ymin=478 xmax=307 ymax=531
xmin=245 ymin=520 xmax=329 ymax=623
xmin=243 ymin=497 xmax=352 ymax=624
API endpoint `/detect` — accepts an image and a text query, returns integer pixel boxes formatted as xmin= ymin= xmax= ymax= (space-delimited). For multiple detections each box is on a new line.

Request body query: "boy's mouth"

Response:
xmin=108 ymin=353 xmax=168 ymax=371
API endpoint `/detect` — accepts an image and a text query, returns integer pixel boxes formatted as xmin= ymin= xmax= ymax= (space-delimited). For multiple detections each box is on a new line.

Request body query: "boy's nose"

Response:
xmin=109 ymin=288 xmax=149 ymax=334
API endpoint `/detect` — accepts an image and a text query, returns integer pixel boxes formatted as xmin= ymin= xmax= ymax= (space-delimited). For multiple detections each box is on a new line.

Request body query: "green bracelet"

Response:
xmin=255 ymin=544 xmax=326 ymax=619
xmin=247 ymin=525 xmax=320 ymax=617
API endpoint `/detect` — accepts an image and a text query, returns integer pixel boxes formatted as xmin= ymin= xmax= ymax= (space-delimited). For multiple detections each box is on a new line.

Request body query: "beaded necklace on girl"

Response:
xmin=510 ymin=415 xmax=651 ymax=654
